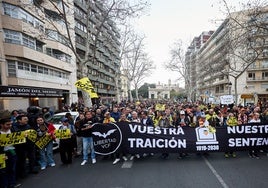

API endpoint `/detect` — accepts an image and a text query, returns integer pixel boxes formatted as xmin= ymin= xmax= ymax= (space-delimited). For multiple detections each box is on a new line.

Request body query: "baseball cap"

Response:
xmin=62 ymin=117 xmax=69 ymax=122
xmin=180 ymin=110 xmax=185 ymax=115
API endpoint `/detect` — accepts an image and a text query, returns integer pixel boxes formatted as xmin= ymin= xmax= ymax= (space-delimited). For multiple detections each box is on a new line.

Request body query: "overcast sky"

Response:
xmin=134 ymin=0 xmax=247 ymax=87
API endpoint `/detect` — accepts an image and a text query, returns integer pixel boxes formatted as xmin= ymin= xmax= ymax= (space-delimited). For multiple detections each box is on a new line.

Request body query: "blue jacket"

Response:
xmin=110 ymin=112 xmax=121 ymax=122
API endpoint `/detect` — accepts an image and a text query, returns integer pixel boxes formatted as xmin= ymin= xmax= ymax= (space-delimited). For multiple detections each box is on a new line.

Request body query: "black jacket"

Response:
xmin=77 ymin=117 xmax=97 ymax=137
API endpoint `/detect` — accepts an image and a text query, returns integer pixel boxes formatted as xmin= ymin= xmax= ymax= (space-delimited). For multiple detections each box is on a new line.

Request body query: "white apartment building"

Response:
xmin=186 ymin=7 xmax=268 ymax=107
xmin=148 ymin=80 xmax=181 ymax=100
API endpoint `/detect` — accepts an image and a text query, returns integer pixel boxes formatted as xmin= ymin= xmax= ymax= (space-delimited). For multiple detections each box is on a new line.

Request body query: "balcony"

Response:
xmin=246 ymin=77 xmax=268 ymax=82
xmin=4 ymin=43 xmax=74 ymax=72
xmin=247 ymin=64 xmax=268 ymax=70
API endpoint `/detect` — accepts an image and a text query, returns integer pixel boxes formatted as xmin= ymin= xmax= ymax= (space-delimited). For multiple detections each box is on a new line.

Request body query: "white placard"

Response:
xmin=220 ymin=95 xmax=234 ymax=104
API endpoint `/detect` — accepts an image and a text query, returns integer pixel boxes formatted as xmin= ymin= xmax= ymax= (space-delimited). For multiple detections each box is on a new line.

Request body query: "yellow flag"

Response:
xmin=75 ymin=77 xmax=94 ymax=93
xmin=75 ymin=77 xmax=98 ymax=98
xmin=90 ymin=88 xmax=98 ymax=98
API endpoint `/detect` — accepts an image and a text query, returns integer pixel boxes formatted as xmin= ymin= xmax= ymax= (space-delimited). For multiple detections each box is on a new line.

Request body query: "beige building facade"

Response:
xmin=0 ymin=0 xmax=121 ymax=112
xmin=0 ymin=0 xmax=78 ymax=112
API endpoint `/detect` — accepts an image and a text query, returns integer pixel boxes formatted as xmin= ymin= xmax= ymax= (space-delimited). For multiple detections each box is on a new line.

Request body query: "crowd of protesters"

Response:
xmin=1 ymin=100 xmax=268 ymax=187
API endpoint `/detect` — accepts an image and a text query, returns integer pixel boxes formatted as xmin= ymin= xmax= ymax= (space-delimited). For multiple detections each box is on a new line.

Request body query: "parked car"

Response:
xmin=47 ymin=111 xmax=79 ymax=150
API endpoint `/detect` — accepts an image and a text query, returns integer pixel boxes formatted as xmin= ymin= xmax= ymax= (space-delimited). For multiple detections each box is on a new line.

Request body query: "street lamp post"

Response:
xmin=228 ymin=82 xmax=232 ymax=95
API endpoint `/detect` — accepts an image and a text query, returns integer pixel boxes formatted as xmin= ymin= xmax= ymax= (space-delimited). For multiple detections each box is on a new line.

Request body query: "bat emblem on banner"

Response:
xmin=92 ymin=129 xmax=117 ymax=138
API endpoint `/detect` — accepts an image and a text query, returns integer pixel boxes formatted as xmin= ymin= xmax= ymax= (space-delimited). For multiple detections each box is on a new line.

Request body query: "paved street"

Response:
xmin=18 ymin=151 xmax=268 ymax=188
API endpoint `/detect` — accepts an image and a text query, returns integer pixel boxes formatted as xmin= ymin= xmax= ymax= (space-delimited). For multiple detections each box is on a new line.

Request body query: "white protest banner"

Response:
xmin=220 ymin=95 xmax=234 ymax=104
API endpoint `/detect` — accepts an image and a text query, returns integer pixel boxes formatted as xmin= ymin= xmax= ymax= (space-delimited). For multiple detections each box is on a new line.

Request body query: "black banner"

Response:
xmin=92 ymin=122 xmax=268 ymax=155
xmin=0 ymin=85 xmax=63 ymax=97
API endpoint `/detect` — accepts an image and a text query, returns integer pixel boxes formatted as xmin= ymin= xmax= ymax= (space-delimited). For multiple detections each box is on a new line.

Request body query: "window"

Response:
xmin=164 ymin=94 xmax=168 ymax=99
xmin=262 ymin=72 xmax=268 ymax=79
xmin=75 ymin=21 xmax=87 ymax=33
xmin=3 ymin=3 xmax=44 ymax=29
xmin=7 ymin=60 xmax=69 ymax=80
xmin=45 ymin=29 xmax=68 ymax=46
xmin=20 ymin=11 xmax=28 ymax=22
xmin=31 ymin=65 xmax=37 ymax=72
xmin=4 ymin=30 xmax=21 ymax=44
xmin=4 ymin=29 xmax=38 ymax=50
xmin=248 ymin=72 xmax=255 ymax=80
xmin=44 ymin=68 xmax=48 ymax=75
xmin=249 ymin=62 xmax=257 ymax=69
xmin=263 ymin=49 xmax=268 ymax=57
xmin=38 ymin=66 xmax=44 ymax=74
xmin=24 ymin=63 xmax=30 ymax=71
xmin=46 ymin=48 xmax=53 ymax=56
xmin=262 ymin=61 xmax=268 ymax=68
xmin=7 ymin=60 xmax=16 ymax=77
xmin=3 ymin=3 xmax=19 ymax=18
xmin=36 ymin=40 xmax=43 ymax=52
xmin=215 ymin=86 xmax=220 ymax=93
xmin=75 ymin=34 xmax=86 ymax=45
xmin=74 ymin=6 xmax=86 ymax=19
xmin=54 ymin=71 xmax=61 ymax=78
xmin=49 ymin=70 xmax=54 ymax=76
xmin=18 ymin=62 xmax=24 ymax=70
xmin=18 ymin=62 xmax=30 ymax=71
xmin=46 ymin=29 xmax=57 ymax=40
xmin=23 ymin=34 xmax=35 ymax=49
xmin=46 ymin=48 xmax=71 ymax=63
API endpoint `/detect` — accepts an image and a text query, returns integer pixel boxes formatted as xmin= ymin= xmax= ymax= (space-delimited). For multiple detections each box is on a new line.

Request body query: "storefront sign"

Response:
xmin=0 ymin=86 xmax=63 ymax=97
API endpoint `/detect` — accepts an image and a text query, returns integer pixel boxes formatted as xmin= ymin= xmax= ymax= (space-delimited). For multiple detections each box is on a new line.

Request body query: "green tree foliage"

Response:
xmin=131 ymin=83 xmax=156 ymax=99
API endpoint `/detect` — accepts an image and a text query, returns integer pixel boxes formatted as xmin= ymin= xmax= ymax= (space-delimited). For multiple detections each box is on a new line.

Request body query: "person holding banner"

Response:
xmin=206 ymin=109 xmax=221 ymax=127
xmin=175 ymin=110 xmax=190 ymax=159
xmin=225 ymin=113 xmax=238 ymax=158
xmin=131 ymin=111 xmax=141 ymax=123
xmin=140 ymin=111 xmax=154 ymax=127
xmin=175 ymin=110 xmax=190 ymax=127
xmin=58 ymin=118 xmax=76 ymax=164
xmin=79 ymin=111 xmax=97 ymax=165
xmin=74 ymin=112 xmax=85 ymax=157
xmin=140 ymin=110 xmax=154 ymax=158
xmin=0 ymin=117 xmax=21 ymax=188
xmin=112 ymin=113 xmax=129 ymax=164
xmin=12 ymin=115 xmax=39 ymax=178
xmin=157 ymin=111 xmax=173 ymax=159
xmin=248 ymin=112 xmax=261 ymax=159
xmin=129 ymin=111 xmax=141 ymax=161
xmin=35 ymin=116 xmax=56 ymax=170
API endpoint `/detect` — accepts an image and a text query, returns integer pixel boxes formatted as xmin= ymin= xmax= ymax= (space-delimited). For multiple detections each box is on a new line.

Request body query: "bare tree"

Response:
xmin=117 ymin=25 xmax=138 ymax=102
xmin=165 ymin=40 xmax=186 ymax=81
xmin=121 ymin=34 xmax=155 ymax=101
xmin=164 ymin=40 xmax=190 ymax=99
